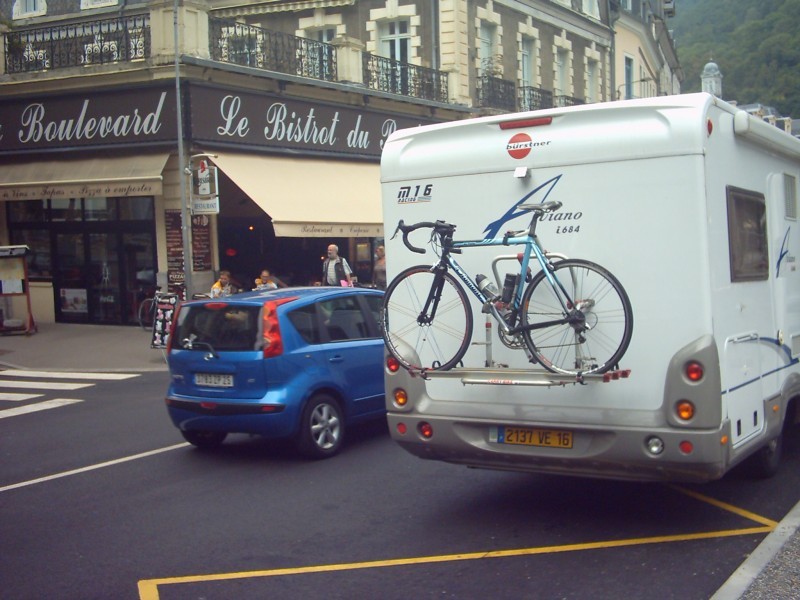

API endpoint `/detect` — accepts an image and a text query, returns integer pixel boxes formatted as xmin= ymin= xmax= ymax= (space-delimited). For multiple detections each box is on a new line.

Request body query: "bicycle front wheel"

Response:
xmin=138 ymin=298 xmax=155 ymax=330
xmin=383 ymin=265 xmax=473 ymax=371
xmin=520 ymin=259 xmax=633 ymax=375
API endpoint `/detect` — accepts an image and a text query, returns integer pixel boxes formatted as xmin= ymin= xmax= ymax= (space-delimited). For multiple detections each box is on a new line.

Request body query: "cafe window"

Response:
xmin=85 ymin=197 xmax=117 ymax=221
xmin=9 ymin=229 xmax=52 ymax=279
xmin=8 ymin=200 xmax=47 ymax=223
xmin=51 ymin=199 xmax=82 ymax=221
xmin=119 ymin=197 xmax=154 ymax=221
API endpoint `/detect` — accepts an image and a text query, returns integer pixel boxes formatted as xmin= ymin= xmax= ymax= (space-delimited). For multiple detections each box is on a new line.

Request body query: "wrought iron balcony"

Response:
xmin=4 ymin=15 xmax=150 ymax=74
xmin=519 ymin=86 xmax=554 ymax=111
xmin=554 ymin=94 xmax=585 ymax=107
xmin=362 ymin=54 xmax=449 ymax=103
xmin=209 ymin=19 xmax=337 ymax=82
xmin=476 ymin=74 xmax=516 ymax=112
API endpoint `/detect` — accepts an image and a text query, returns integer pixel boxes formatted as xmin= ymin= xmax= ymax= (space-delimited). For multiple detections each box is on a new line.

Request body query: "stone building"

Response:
xmin=0 ymin=0 xmax=679 ymax=325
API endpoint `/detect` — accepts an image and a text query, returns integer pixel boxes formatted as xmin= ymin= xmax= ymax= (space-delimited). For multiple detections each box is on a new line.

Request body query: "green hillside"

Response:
xmin=671 ymin=0 xmax=800 ymax=116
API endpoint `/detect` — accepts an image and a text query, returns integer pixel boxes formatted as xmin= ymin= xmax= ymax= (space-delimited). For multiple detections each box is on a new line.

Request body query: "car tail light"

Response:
xmin=262 ymin=297 xmax=296 ymax=358
xmin=166 ymin=302 xmax=182 ymax=355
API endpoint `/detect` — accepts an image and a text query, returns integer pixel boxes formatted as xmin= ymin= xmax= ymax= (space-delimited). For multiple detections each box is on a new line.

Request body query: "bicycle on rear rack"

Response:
xmin=382 ymin=200 xmax=633 ymax=376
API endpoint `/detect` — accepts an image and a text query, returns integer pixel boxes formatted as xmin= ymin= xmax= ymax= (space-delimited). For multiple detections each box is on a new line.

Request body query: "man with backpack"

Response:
xmin=322 ymin=244 xmax=353 ymax=286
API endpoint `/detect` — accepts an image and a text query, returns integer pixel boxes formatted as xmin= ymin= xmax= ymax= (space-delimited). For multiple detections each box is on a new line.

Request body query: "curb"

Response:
xmin=711 ymin=499 xmax=800 ymax=599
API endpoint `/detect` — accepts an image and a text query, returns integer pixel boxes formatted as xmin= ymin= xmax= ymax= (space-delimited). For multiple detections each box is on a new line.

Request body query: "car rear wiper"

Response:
xmin=181 ymin=336 xmax=219 ymax=358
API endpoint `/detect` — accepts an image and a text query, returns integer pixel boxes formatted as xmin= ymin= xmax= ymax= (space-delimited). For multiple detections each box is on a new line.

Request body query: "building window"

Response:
xmin=555 ymin=48 xmax=570 ymax=95
xmin=80 ymin=0 xmax=118 ymax=9
xmin=521 ymin=36 xmax=535 ymax=87
xmin=623 ymin=55 xmax=634 ymax=99
xmin=478 ymin=21 xmax=498 ymax=74
xmin=727 ymin=186 xmax=768 ymax=282
xmin=12 ymin=0 xmax=47 ymax=18
xmin=380 ymin=20 xmax=410 ymax=63
xmin=586 ymin=59 xmax=598 ymax=103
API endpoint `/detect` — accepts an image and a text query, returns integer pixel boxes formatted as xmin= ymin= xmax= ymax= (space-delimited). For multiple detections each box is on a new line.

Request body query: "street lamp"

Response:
xmin=173 ymin=0 xmax=192 ymax=299
xmin=617 ymin=77 xmax=653 ymax=100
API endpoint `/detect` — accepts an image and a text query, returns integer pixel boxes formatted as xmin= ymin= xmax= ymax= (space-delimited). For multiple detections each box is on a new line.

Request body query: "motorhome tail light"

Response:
xmin=387 ymin=356 xmax=401 ymax=373
xmin=499 ymin=116 xmax=553 ymax=130
xmin=707 ymin=119 xmax=713 ymax=136
xmin=393 ymin=388 xmax=408 ymax=407
xmin=396 ymin=422 xmax=408 ymax=435
xmin=685 ymin=361 xmax=704 ymax=382
xmin=262 ymin=297 xmax=297 ymax=358
xmin=645 ymin=436 xmax=664 ymax=455
xmin=679 ymin=440 xmax=694 ymax=454
xmin=676 ymin=400 xmax=695 ymax=421
xmin=418 ymin=422 xmax=434 ymax=439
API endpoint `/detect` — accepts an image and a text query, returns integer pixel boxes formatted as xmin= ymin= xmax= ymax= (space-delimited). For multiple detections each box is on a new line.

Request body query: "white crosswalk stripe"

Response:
xmin=0 ymin=392 xmax=44 ymax=402
xmin=0 ymin=370 xmax=140 ymax=418
xmin=0 ymin=399 xmax=82 ymax=419
xmin=0 ymin=380 xmax=92 ymax=390
xmin=0 ymin=370 xmax=139 ymax=380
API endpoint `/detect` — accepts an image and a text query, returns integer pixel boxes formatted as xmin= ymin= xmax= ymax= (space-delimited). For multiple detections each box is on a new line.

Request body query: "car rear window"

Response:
xmin=173 ymin=304 xmax=262 ymax=351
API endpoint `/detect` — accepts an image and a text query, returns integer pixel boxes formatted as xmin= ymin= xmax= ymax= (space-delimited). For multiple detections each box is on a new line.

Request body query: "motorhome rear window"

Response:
xmin=726 ymin=186 xmax=768 ymax=282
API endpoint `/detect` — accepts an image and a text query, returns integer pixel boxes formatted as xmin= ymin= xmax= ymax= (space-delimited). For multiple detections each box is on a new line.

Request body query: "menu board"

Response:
xmin=165 ymin=209 xmax=185 ymax=296
xmin=150 ymin=293 xmax=180 ymax=349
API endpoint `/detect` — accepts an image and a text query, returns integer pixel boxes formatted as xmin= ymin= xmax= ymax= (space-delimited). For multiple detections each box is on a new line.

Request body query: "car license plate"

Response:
xmin=195 ymin=373 xmax=233 ymax=388
xmin=495 ymin=426 xmax=573 ymax=449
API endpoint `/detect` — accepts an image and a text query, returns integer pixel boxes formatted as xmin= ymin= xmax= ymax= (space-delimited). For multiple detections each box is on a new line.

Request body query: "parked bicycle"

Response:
xmin=382 ymin=201 xmax=633 ymax=376
xmin=138 ymin=286 xmax=168 ymax=330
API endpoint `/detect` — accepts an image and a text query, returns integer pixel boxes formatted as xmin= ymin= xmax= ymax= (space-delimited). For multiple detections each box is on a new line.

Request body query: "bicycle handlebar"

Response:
xmin=391 ymin=219 xmax=455 ymax=254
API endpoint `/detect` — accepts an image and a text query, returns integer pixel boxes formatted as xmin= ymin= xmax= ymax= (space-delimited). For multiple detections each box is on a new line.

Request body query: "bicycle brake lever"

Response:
xmin=391 ymin=220 xmax=405 ymax=240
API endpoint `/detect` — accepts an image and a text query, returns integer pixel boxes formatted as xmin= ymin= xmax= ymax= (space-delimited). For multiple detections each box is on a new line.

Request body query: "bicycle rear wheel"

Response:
xmin=383 ymin=265 xmax=473 ymax=371
xmin=138 ymin=298 xmax=155 ymax=330
xmin=520 ymin=259 xmax=632 ymax=375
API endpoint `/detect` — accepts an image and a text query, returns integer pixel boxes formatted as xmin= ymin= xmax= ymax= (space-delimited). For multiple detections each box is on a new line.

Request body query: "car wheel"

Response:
xmin=296 ymin=394 xmax=344 ymax=459
xmin=181 ymin=429 xmax=227 ymax=449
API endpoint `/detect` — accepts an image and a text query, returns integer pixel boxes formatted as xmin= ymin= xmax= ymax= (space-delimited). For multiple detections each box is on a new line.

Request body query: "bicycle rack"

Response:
xmin=409 ymin=366 xmax=631 ymax=387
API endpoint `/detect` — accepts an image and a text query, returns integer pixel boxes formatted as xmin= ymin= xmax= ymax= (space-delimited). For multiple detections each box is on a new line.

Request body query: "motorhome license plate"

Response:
xmin=498 ymin=426 xmax=573 ymax=449
xmin=195 ymin=373 xmax=233 ymax=387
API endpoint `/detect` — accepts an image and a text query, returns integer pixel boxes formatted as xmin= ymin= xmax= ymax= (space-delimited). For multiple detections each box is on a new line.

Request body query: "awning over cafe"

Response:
xmin=0 ymin=153 xmax=170 ymax=200
xmin=209 ymin=152 xmax=383 ymax=238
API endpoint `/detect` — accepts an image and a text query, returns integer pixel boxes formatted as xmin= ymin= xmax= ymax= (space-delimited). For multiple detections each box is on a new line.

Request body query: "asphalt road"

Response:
xmin=2 ymin=370 xmax=799 ymax=600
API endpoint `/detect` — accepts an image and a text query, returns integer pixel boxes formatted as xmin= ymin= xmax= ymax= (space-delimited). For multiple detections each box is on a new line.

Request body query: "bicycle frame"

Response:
xmin=439 ymin=231 xmax=578 ymax=335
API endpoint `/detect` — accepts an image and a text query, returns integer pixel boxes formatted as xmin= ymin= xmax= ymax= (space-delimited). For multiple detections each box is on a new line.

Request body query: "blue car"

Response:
xmin=165 ymin=286 xmax=386 ymax=458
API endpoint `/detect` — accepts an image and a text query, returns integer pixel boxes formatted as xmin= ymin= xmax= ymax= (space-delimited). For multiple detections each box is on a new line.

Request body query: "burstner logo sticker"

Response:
xmin=507 ymin=133 xmax=533 ymax=159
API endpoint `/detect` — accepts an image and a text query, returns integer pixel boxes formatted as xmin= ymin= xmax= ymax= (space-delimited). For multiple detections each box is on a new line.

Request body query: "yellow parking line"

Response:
xmin=138 ymin=485 xmax=778 ymax=600
xmin=669 ymin=485 xmax=780 ymax=528
xmin=138 ymin=529 xmax=773 ymax=599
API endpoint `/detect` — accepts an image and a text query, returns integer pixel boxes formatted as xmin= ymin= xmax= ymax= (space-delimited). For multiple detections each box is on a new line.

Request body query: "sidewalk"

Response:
xmin=0 ymin=322 xmax=797 ymax=597
xmin=0 ymin=322 xmax=168 ymax=372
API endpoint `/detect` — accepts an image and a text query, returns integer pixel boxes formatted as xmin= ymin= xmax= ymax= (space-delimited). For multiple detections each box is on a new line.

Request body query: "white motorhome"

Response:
xmin=380 ymin=93 xmax=800 ymax=482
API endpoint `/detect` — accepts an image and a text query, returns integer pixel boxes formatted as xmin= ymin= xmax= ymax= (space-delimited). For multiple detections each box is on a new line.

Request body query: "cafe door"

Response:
xmin=53 ymin=228 xmax=156 ymax=325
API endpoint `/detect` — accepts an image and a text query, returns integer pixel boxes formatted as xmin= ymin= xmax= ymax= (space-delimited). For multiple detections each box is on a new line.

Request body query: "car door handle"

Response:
xmin=329 ymin=355 xmax=344 ymax=363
